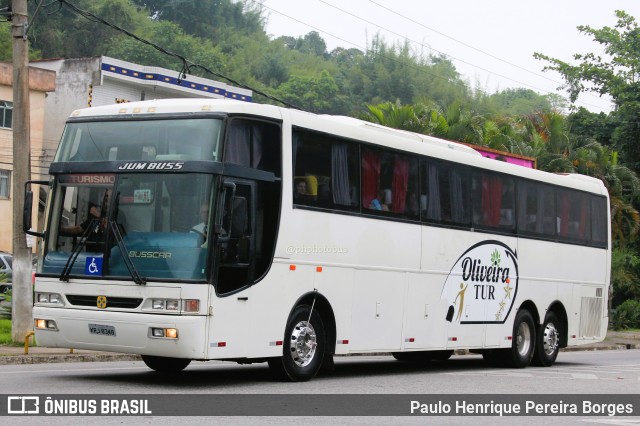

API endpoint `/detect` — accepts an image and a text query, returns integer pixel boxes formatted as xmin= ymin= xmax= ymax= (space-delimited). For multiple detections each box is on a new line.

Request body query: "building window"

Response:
xmin=0 ymin=170 xmax=10 ymax=199
xmin=0 ymin=101 xmax=12 ymax=129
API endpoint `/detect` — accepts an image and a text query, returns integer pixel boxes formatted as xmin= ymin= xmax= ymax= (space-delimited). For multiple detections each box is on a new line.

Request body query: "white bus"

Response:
xmin=26 ymin=99 xmax=610 ymax=381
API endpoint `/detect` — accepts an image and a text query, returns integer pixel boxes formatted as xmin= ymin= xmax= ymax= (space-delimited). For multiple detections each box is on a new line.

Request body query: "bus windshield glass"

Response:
xmin=54 ymin=118 xmax=223 ymax=162
xmin=44 ymin=172 xmax=215 ymax=282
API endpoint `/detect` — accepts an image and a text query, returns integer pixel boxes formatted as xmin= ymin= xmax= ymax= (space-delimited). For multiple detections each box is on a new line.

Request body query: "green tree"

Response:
xmin=106 ymin=20 xmax=226 ymax=77
xmin=534 ymin=10 xmax=640 ymax=170
xmin=610 ymin=246 xmax=640 ymax=309
xmin=277 ymin=70 xmax=346 ymax=113
xmin=294 ymin=31 xmax=327 ymax=57
xmin=131 ymin=0 xmax=265 ymax=43
xmin=29 ymin=0 xmax=147 ymax=58
xmin=0 ymin=23 xmax=10 ymax=61
xmin=486 ymin=88 xmax=554 ymax=116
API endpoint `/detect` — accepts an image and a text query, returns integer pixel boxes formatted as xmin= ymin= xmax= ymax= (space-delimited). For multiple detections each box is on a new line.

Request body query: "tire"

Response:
xmin=268 ymin=304 xmax=325 ymax=382
xmin=0 ymin=285 xmax=8 ymax=294
xmin=505 ymin=309 xmax=536 ymax=368
xmin=532 ymin=312 xmax=561 ymax=367
xmin=141 ymin=355 xmax=191 ymax=373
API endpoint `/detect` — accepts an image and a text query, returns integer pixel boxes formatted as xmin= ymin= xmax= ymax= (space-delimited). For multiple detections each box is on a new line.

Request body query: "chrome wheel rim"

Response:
xmin=289 ymin=321 xmax=317 ymax=367
xmin=542 ymin=322 xmax=559 ymax=356
xmin=516 ymin=321 xmax=532 ymax=357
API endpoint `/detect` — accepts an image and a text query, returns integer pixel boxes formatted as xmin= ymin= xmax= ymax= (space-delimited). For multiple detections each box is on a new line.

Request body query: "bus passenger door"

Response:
xmin=208 ymin=179 xmax=256 ymax=358
xmin=215 ymin=179 xmax=256 ymax=295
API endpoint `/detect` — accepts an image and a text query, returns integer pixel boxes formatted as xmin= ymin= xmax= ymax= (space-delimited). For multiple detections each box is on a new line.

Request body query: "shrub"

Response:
xmin=611 ymin=299 xmax=640 ymax=330
xmin=0 ymin=290 xmax=11 ymax=320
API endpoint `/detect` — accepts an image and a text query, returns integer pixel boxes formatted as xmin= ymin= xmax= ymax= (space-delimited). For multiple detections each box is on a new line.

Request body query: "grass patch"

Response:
xmin=0 ymin=319 xmax=34 ymax=346
xmin=0 ymin=319 xmax=13 ymax=345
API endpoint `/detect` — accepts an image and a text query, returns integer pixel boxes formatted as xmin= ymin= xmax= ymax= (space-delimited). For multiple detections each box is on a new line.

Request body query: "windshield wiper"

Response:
xmin=59 ymin=218 xmax=99 ymax=282
xmin=109 ymin=220 xmax=146 ymax=285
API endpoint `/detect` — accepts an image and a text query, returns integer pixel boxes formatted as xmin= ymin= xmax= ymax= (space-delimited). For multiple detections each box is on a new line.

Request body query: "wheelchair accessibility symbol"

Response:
xmin=85 ymin=256 xmax=103 ymax=275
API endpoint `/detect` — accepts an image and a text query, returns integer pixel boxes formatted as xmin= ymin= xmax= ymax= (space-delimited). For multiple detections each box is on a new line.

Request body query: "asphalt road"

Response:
xmin=0 ymin=349 xmax=639 ymax=425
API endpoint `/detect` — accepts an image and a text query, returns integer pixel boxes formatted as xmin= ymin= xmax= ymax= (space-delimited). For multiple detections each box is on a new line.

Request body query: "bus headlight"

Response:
xmin=150 ymin=327 xmax=178 ymax=339
xmin=183 ymin=299 xmax=199 ymax=313
xmin=147 ymin=299 xmax=200 ymax=314
xmin=166 ymin=300 xmax=180 ymax=311
xmin=35 ymin=292 xmax=64 ymax=306
xmin=34 ymin=319 xmax=58 ymax=330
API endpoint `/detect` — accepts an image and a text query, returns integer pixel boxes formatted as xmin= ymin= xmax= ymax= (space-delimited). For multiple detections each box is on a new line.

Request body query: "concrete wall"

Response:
xmin=0 ymin=62 xmax=56 ymax=253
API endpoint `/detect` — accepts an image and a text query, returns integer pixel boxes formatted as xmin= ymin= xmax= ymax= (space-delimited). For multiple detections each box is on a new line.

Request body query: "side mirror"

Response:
xmin=23 ymin=180 xmax=47 ymax=238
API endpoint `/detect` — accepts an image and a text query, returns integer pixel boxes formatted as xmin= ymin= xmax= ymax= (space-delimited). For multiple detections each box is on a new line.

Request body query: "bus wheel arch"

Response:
xmin=294 ymin=292 xmax=337 ymax=359
xmin=532 ymin=302 xmax=567 ymax=367
xmin=141 ymin=355 xmax=191 ymax=373
xmin=546 ymin=301 xmax=568 ymax=348
xmin=268 ymin=292 xmax=336 ymax=381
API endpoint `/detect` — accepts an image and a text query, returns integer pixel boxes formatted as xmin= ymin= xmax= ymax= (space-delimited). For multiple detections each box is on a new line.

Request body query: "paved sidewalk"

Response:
xmin=0 ymin=331 xmax=638 ymax=365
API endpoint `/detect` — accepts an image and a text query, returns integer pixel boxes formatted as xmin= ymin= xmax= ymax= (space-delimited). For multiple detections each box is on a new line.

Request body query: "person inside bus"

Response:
xmin=60 ymin=202 xmax=107 ymax=251
xmin=294 ymin=178 xmax=316 ymax=202
xmin=61 ymin=202 xmax=100 ymax=236
xmin=294 ymin=178 xmax=307 ymax=199
xmin=369 ymin=189 xmax=389 ymax=211
xmin=191 ymin=203 xmax=209 ymax=244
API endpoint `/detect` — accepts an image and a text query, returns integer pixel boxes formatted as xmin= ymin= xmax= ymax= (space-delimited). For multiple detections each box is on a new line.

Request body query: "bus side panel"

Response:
xmin=311 ymin=265 xmax=355 ymax=355
xmin=237 ymin=262 xmax=315 ymax=359
xmin=349 ymin=269 xmax=406 ymax=351
xmin=516 ymin=238 xmax=608 ymax=347
xmin=401 ymin=273 xmax=448 ymax=350
xmin=207 ymin=286 xmax=254 ymax=359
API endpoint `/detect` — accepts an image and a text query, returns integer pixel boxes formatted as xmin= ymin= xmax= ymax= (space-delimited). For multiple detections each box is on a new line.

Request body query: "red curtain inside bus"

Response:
xmin=362 ymin=149 xmax=381 ymax=208
xmin=482 ymin=175 xmax=503 ymax=227
xmin=391 ymin=155 xmax=409 ymax=213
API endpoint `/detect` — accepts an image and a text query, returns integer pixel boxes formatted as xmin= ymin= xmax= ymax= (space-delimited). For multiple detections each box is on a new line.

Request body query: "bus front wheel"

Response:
xmin=141 ymin=355 xmax=191 ymax=373
xmin=268 ymin=304 xmax=326 ymax=382
xmin=532 ymin=312 xmax=560 ymax=367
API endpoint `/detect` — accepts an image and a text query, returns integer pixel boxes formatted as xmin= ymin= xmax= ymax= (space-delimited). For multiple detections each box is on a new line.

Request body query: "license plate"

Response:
xmin=88 ymin=323 xmax=116 ymax=336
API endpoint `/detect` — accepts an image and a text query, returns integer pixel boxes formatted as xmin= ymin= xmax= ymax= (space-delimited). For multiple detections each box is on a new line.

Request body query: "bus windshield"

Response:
xmin=54 ymin=118 xmax=223 ymax=162
xmin=44 ymin=172 xmax=215 ymax=282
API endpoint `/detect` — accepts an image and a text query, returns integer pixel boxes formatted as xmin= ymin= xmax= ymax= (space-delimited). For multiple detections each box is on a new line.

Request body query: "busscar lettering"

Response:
xmin=118 ymin=162 xmax=184 ymax=171
xmin=128 ymin=251 xmax=172 ymax=259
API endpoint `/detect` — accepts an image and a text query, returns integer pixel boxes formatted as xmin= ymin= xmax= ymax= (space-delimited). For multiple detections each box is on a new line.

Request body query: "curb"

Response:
xmin=560 ymin=343 xmax=640 ymax=352
xmin=0 ymin=344 xmax=638 ymax=366
xmin=0 ymin=353 xmax=141 ymax=365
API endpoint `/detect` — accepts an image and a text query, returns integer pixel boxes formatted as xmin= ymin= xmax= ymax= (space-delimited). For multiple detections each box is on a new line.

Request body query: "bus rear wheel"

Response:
xmin=532 ymin=312 xmax=560 ymax=367
xmin=141 ymin=355 xmax=191 ymax=373
xmin=268 ymin=304 xmax=326 ymax=382
xmin=505 ymin=309 xmax=536 ymax=368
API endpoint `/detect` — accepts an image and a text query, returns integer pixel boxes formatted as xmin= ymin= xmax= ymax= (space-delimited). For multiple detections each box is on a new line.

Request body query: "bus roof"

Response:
xmin=67 ymin=99 xmax=608 ymax=196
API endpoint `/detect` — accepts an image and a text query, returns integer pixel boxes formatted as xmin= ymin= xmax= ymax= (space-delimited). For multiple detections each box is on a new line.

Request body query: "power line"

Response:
xmin=255 ymin=1 xmax=465 ymax=91
xmin=261 ymin=0 xmax=611 ymax=113
xmin=52 ymin=0 xmax=299 ymax=109
xmin=318 ymin=0 xmax=549 ymax=91
xmin=364 ymin=0 xmax=561 ymax=86
xmin=363 ymin=0 xmax=611 ymax=107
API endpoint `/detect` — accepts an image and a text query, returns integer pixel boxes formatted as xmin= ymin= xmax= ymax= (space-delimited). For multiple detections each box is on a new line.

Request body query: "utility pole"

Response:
xmin=11 ymin=0 xmax=33 ymax=343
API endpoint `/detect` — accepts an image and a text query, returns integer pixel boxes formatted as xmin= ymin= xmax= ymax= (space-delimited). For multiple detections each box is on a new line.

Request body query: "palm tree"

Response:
xmin=362 ymin=100 xmax=449 ymax=137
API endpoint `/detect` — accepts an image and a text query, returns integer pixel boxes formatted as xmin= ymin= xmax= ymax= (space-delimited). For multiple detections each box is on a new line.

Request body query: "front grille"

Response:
xmin=66 ymin=294 xmax=143 ymax=309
